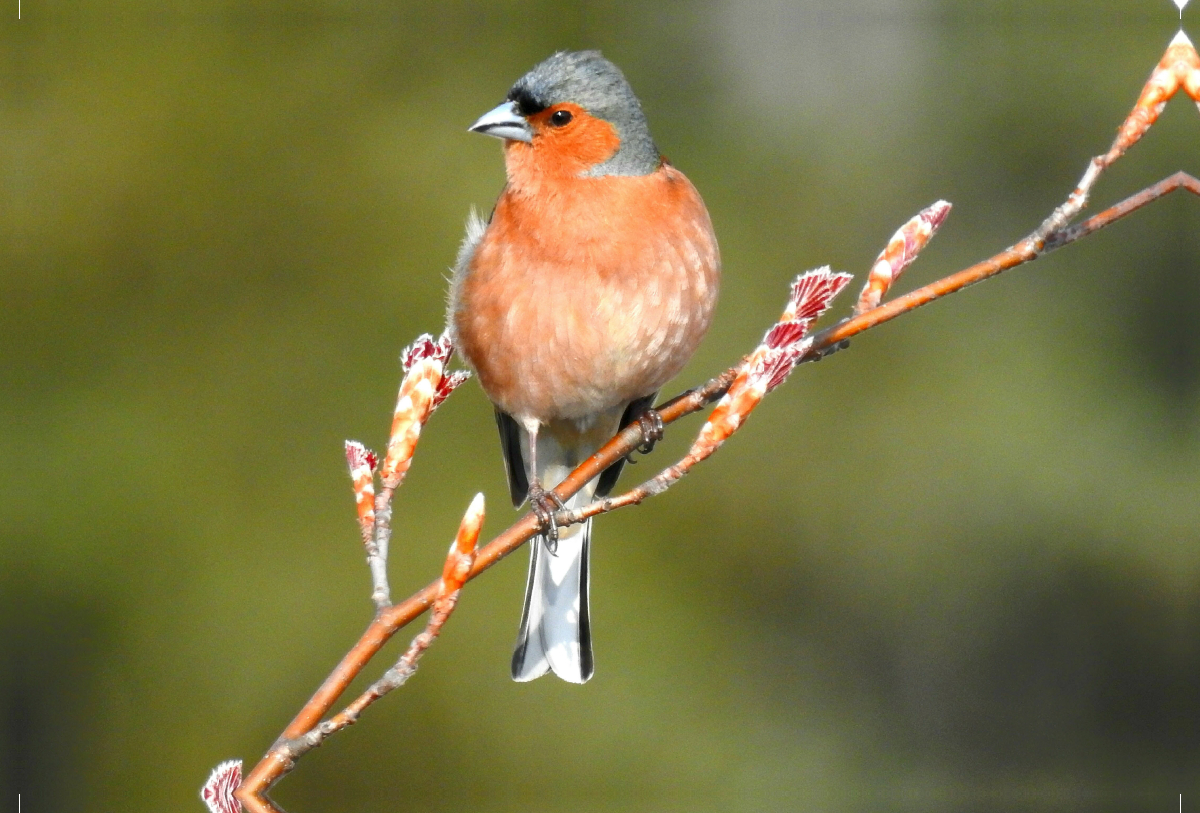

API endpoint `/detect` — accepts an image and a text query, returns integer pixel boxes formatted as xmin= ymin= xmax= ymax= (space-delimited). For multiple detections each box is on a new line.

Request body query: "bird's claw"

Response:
xmin=528 ymin=480 xmax=564 ymax=554
xmin=635 ymin=408 xmax=665 ymax=455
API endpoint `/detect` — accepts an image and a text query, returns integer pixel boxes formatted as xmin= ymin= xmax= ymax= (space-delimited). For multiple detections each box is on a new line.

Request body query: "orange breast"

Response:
xmin=452 ymin=164 xmax=720 ymax=421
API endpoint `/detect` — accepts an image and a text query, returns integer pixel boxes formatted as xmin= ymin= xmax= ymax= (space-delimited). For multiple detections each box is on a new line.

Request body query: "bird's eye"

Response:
xmin=549 ymin=110 xmax=573 ymax=127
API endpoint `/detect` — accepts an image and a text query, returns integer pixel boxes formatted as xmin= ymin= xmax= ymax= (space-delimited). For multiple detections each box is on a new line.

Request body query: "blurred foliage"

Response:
xmin=2 ymin=2 xmax=1199 ymax=811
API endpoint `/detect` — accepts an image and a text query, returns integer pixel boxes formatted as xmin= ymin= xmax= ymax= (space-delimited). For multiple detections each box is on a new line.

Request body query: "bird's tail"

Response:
xmin=511 ymin=509 xmax=593 ymax=683
xmin=511 ymin=427 xmax=599 ymax=684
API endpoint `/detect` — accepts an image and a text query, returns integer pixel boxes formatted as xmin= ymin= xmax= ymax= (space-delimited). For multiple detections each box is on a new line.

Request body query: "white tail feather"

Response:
xmin=512 ymin=517 xmax=592 ymax=683
xmin=511 ymin=423 xmax=601 ymax=683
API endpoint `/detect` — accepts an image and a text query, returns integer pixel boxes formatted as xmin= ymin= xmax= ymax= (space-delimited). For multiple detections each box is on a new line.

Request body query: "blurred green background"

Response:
xmin=3 ymin=2 xmax=1199 ymax=811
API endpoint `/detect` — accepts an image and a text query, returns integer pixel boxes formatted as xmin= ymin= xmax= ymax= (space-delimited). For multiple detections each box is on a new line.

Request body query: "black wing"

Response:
xmin=595 ymin=392 xmax=657 ymax=498
xmin=495 ymin=409 xmax=529 ymax=508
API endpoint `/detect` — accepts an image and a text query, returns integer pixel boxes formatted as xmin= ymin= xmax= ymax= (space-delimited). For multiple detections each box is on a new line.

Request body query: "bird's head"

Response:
xmin=469 ymin=51 xmax=660 ymax=182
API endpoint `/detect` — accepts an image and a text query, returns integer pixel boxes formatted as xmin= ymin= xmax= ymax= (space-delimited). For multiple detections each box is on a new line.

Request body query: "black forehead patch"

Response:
xmin=506 ymin=85 xmax=546 ymax=117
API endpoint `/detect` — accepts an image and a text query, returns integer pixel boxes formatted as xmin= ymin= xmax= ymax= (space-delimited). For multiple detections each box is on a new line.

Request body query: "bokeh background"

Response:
xmin=4 ymin=1 xmax=1199 ymax=811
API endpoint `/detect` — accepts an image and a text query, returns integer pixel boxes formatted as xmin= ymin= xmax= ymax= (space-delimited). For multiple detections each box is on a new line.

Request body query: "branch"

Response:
xmin=365 ymin=334 xmax=470 ymax=608
xmin=220 ymin=32 xmax=1200 ymax=813
xmin=274 ymin=494 xmax=484 ymax=763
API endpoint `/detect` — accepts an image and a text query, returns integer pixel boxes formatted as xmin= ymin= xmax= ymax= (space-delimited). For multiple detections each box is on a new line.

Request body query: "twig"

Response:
xmin=1031 ymin=30 xmax=1200 ymax=246
xmin=1045 ymin=171 xmax=1200 ymax=250
xmin=359 ymin=334 xmax=470 ymax=609
xmin=228 ymin=32 xmax=1200 ymax=813
xmin=273 ymin=494 xmax=484 ymax=763
xmin=808 ymin=171 xmax=1200 ymax=354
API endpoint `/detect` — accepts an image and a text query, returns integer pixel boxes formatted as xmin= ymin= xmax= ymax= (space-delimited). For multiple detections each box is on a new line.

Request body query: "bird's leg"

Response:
xmin=524 ymin=423 xmax=564 ymax=554
xmin=635 ymin=408 xmax=665 ymax=455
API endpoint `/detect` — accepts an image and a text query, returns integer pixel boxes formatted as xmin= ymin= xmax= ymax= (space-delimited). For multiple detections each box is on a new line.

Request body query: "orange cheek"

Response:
xmin=554 ymin=117 xmax=621 ymax=168
xmin=524 ymin=108 xmax=622 ymax=176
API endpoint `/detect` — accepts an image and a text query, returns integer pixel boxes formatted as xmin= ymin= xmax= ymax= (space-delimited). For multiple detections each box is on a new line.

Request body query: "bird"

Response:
xmin=447 ymin=50 xmax=720 ymax=683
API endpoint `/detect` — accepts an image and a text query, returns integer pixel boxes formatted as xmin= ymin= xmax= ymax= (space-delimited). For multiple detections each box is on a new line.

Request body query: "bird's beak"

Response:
xmin=469 ymin=100 xmax=533 ymax=143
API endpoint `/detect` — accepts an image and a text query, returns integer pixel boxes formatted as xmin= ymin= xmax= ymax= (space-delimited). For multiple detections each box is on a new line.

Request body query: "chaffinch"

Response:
xmin=449 ymin=51 xmax=720 ymax=683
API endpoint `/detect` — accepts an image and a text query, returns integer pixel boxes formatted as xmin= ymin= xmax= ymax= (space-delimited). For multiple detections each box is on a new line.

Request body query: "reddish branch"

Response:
xmin=276 ymin=494 xmax=484 ymax=762
xmin=221 ymin=32 xmax=1200 ymax=813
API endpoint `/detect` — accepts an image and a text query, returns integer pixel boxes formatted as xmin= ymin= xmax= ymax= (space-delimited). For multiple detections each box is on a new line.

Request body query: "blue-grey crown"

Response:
xmin=507 ymin=51 xmax=660 ymax=177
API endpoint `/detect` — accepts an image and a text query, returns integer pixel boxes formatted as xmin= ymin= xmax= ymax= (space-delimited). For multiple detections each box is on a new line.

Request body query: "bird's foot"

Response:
xmin=635 ymin=408 xmax=665 ymax=455
xmin=528 ymin=479 xmax=565 ymax=555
